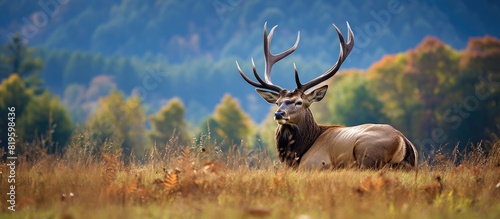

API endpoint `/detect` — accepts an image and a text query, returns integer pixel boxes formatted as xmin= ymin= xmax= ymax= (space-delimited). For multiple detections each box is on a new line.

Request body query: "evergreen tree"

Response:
xmin=0 ymin=34 xmax=44 ymax=93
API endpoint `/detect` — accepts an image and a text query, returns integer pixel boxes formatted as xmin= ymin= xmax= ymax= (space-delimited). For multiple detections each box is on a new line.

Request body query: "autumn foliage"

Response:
xmin=314 ymin=36 xmax=500 ymax=158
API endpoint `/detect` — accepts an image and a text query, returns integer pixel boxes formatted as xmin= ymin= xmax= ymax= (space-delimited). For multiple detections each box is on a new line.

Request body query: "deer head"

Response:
xmin=236 ymin=22 xmax=354 ymax=125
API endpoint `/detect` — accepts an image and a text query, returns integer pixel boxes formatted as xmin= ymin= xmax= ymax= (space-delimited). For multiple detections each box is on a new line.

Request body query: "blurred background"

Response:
xmin=1 ymin=0 xmax=499 ymax=161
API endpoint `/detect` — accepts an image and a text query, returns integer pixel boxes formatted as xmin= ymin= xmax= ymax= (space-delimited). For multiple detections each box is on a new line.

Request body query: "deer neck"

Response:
xmin=275 ymin=108 xmax=324 ymax=167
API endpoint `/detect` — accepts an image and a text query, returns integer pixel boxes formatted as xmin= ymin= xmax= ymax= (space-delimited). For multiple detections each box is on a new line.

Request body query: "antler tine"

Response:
xmin=236 ymin=22 xmax=301 ymax=93
xmin=264 ymin=22 xmax=301 ymax=85
xmin=297 ymin=22 xmax=354 ymax=93
xmin=236 ymin=61 xmax=260 ymax=87
xmin=251 ymin=58 xmax=283 ymax=91
xmin=294 ymin=63 xmax=301 ymax=86
xmin=236 ymin=59 xmax=283 ymax=92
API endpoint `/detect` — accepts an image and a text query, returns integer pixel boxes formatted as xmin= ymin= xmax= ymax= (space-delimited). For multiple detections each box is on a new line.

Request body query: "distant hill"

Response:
xmin=2 ymin=0 xmax=499 ymax=68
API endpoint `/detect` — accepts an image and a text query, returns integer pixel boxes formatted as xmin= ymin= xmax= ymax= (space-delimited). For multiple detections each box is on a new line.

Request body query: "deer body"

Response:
xmin=273 ymin=93 xmax=417 ymax=170
xmin=237 ymin=22 xmax=418 ymax=170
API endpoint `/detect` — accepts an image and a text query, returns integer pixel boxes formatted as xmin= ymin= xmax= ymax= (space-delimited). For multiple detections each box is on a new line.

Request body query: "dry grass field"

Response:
xmin=1 ymin=136 xmax=499 ymax=219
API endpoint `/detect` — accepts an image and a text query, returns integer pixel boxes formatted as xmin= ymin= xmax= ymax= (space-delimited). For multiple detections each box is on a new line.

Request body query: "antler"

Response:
xmin=236 ymin=22 xmax=301 ymax=93
xmin=295 ymin=22 xmax=354 ymax=93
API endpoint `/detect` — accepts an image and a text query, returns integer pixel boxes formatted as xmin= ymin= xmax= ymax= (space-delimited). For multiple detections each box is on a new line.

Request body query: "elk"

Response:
xmin=236 ymin=22 xmax=418 ymax=170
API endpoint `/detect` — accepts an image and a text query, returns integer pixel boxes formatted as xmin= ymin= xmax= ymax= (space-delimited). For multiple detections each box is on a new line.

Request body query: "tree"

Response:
xmin=199 ymin=94 xmax=255 ymax=152
xmin=450 ymin=36 xmax=500 ymax=147
xmin=0 ymin=34 xmax=44 ymax=93
xmin=149 ymin=98 xmax=190 ymax=150
xmin=364 ymin=36 xmax=500 ymax=155
xmin=404 ymin=37 xmax=460 ymax=142
xmin=0 ymin=74 xmax=33 ymax=155
xmin=0 ymin=38 xmax=73 ymax=155
xmin=321 ymin=70 xmax=389 ymax=126
xmin=367 ymin=53 xmax=421 ymax=138
xmin=19 ymin=91 xmax=73 ymax=153
xmin=0 ymin=74 xmax=73 ymax=154
xmin=85 ymin=90 xmax=147 ymax=162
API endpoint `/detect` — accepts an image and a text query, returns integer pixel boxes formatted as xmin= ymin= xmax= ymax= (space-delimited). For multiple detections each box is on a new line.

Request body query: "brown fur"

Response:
xmin=273 ymin=98 xmax=343 ymax=168
xmin=270 ymin=90 xmax=419 ymax=170
xmin=275 ymin=108 xmax=328 ymax=167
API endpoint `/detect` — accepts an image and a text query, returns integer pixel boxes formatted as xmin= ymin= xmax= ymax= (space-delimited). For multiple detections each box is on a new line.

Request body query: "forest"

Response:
xmin=0 ymin=0 xmax=499 ymax=162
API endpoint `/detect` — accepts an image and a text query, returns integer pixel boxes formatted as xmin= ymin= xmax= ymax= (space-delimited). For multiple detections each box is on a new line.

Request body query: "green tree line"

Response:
xmin=1 ymin=35 xmax=499 ymax=162
xmin=2 ymin=1 xmax=500 ymax=125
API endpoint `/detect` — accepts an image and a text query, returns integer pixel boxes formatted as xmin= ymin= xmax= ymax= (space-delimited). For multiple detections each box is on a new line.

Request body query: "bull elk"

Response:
xmin=236 ymin=22 xmax=418 ymax=170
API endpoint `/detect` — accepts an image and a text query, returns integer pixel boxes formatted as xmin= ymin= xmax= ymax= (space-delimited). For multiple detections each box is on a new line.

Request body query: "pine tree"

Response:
xmin=0 ymin=34 xmax=44 ymax=93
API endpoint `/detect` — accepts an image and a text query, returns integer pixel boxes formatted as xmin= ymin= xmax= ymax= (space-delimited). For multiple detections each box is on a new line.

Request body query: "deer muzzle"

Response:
xmin=274 ymin=111 xmax=289 ymax=124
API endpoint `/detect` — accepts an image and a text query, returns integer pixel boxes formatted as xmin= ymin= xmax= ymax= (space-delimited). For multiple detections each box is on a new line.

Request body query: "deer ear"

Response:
xmin=305 ymin=85 xmax=328 ymax=104
xmin=256 ymin=89 xmax=280 ymax=104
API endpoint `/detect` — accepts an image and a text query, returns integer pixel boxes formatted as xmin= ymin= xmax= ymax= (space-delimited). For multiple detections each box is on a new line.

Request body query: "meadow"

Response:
xmin=1 ymin=135 xmax=499 ymax=219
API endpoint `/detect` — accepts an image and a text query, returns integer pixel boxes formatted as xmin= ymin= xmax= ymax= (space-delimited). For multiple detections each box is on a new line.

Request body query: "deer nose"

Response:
xmin=274 ymin=111 xmax=286 ymax=120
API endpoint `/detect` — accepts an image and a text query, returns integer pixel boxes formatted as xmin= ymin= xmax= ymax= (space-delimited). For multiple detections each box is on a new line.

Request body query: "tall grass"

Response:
xmin=1 ymin=132 xmax=499 ymax=219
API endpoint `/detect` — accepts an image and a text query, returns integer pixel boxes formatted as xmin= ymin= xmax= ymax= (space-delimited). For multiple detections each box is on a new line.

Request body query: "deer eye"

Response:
xmin=295 ymin=101 xmax=303 ymax=106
